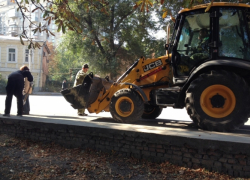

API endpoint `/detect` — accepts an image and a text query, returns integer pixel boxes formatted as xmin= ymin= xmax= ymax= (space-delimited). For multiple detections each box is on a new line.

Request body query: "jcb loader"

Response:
xmin=62 ymin=2 xmax=250 ymax=132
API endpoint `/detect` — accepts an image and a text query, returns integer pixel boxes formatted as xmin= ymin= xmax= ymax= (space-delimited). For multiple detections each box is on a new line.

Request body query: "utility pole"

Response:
xmin=28 ymin=1 xmax=31 ymax=70
xmin=166 ymin=24 xmax=170 ymax=56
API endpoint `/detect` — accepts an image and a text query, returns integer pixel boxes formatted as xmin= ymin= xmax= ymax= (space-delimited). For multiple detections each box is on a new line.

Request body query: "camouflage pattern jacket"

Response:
xmin=193 ymin=36 xmax=209 ymax=54
xmin=73 ymin=70 xmax=88 ymax=87
xmin=190 ymin=36 xmax=209 ymax=61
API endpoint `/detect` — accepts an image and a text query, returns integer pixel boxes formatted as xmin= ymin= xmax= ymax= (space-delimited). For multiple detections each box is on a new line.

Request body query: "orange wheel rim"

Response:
xmin=115 ymin=97 xmax=134 ymax=117
xmin=200 ymin=85 xmax=236 ymax=118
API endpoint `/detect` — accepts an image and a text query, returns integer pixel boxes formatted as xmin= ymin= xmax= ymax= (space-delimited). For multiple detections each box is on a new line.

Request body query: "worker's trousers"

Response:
xmin=5 ymin=80 xmax=23 ymax=115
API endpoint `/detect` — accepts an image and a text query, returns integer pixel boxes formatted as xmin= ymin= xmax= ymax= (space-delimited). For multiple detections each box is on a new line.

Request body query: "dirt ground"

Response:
xmin=0 ymin=134 xmax=248 ymax=180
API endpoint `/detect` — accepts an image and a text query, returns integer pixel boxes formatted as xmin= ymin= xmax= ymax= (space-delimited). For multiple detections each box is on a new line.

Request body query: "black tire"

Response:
xmin=110 ymin=89 xmax=144 ymax=123
xmin=185 ymin=70 xmax=250 ymax=132
xmin=141 ymin=104 xmax=163 ymax=119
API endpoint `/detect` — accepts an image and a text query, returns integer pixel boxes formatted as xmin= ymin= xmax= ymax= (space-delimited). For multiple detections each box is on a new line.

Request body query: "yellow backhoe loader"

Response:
xmin=62 ymin=2 xmax=250 ymax=132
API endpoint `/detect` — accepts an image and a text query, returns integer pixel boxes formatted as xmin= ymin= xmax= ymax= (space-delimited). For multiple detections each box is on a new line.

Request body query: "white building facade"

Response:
xmin=0 ymin=0 xmax=62 ymax=44
xmin=0 ymin=0 xmax=59 ymax=92
xmin=0 ymin=36 xmax=48 ymax=92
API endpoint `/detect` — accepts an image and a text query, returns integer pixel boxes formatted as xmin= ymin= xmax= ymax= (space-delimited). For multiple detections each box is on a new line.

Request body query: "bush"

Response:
xmin=41 ymin=80 xmax=73 ymax=92
xmin=0 ymin=74 xmax=7 ymax=94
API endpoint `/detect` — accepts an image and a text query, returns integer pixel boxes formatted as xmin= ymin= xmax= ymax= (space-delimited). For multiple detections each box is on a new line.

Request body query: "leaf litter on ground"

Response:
xmin=0 ymin=134 xmax=248 ymax=180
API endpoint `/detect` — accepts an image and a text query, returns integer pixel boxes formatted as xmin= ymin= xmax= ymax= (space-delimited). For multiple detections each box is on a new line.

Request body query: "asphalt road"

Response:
xmin=1 ymin=94 xmax=250 ymax=142
xmin=0 ymin=95 xmax=191 ymax=119
xmin=0 ymin=94 xmax=250 ymax=127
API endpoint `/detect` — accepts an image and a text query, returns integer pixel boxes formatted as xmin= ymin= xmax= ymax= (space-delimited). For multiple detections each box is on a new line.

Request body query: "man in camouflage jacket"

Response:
xmin=74 ymin=64 xmax=89 ymax=116
xmin=190 ymin=28 xmax=209 ymax=61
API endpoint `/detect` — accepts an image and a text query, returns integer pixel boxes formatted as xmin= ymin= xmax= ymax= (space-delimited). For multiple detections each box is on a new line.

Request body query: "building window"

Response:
xmin=8 ymin=48 xmax=16 ymax=62
xmin=25 ymin=49 xmax=33 ymax=62
xmin=25 ymin=49 xmax=29 ymax=62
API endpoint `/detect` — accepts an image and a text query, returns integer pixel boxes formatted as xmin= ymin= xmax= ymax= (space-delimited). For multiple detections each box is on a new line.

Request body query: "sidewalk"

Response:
xmin=32 ymin=92 xmax=62 ymax=96
xmin=0 ymin=92 xmax=62 ymax=96
xmin=0 ymin=114 xmax=250 ymax=144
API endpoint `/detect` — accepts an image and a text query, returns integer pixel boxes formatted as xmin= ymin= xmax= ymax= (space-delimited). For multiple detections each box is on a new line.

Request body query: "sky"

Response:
xmin=150 ymin=12 xmax=169 ymax=40
xmin=153 ymin=29 xmax=167 ymax=39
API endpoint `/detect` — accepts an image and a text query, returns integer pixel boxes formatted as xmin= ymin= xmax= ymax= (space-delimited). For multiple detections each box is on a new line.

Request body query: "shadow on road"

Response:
xmin=30 ymin=114 xmax=198 ymax=130
xmin=91 ymin=117 xmax=250 ymax=135
xmin=24 ymin=114 xmax=250 ymax=135
xmin=44 ymin=115 xmax=87 ymax=119
xmin=92 ymin=117 xmax=197 ymax=128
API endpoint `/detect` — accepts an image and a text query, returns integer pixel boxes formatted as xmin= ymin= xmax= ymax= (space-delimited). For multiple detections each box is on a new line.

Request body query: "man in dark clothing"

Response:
xmin=62 ymin=79 xmax=67 ymax=90
xmin=3 ymin=65 xmax=33 ymax=117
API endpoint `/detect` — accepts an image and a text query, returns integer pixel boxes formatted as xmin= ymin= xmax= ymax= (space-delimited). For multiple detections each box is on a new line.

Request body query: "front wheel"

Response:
xmin=110 ymin=89 xmax=144 ymax=123
xmin=185 ymin=70 xmax=250 ymax=132
xmin=141 ymin=104 xmax=162 ymax=119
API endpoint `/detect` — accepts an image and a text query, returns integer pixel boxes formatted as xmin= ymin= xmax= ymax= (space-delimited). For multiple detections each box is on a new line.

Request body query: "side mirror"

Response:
xmin=165 ymin=44 xmax=170 ymax=50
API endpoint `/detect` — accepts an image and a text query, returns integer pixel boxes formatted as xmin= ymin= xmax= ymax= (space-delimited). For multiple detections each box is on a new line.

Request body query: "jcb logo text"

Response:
xmin=143 ymin=59 xmax=162 ymax=72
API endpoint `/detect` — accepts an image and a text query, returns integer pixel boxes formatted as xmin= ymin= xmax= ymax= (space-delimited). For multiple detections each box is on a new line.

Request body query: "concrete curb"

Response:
xmin=0 ymin=92 xmax=62 ymax=96
xmin=0 ymin=116 xmax=250 ymax=177
xmin=31 ymin=92 xmax=62 ymax=96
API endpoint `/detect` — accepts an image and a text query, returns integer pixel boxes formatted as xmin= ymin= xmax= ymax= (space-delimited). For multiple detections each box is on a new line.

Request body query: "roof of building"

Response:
xmin=0 ymin=35 xmax=44 ymax=42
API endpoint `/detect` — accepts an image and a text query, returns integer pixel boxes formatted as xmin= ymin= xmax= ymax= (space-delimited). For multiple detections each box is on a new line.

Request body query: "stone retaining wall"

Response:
xmin=0 ymin=118 xmax=250 ymax=178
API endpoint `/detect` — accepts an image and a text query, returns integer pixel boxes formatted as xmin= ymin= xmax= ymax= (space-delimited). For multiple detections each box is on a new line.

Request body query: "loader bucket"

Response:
xmin=61 ymin=73 xmax=93 ymax=109
xmin=61 ymin=72 xmax=114 ymax=110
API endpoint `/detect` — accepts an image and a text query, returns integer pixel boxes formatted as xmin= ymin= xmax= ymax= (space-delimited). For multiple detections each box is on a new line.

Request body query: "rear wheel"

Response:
xmin=185 ymin=70 xmax=250 ymax=132
xmin=141 ymin=104 xmax=162 ymax=119
xmin=110 ymin=89 xmax=144 ymax=123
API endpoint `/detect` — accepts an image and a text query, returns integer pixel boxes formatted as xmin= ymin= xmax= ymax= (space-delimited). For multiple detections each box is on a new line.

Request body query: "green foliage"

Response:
xmin=42 ymin=83 xmax=61 ymax=92
xmin=16 ymin=0 xmax=249 ymax=50
xmin=0 ymin=73 xmax=7 ymax=94
xmin=42 ymin=80 xmax=73 ymax=92
xmin=48 ymin=0 xmax=250 ymax=80
xmin=55 ymin=0 xmax=162 ymax=79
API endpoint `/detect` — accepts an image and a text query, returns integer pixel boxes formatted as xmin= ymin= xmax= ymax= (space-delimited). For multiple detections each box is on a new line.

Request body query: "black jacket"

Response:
xmin=8 ymin=70 xmax=33 ymax=82
xmin=62 ymin=81 xmax=67 ymax=89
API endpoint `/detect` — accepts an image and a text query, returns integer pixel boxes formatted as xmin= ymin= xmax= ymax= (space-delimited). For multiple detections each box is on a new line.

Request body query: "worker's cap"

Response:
xmin=82 ymin=64 xmax=89 ymax=69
